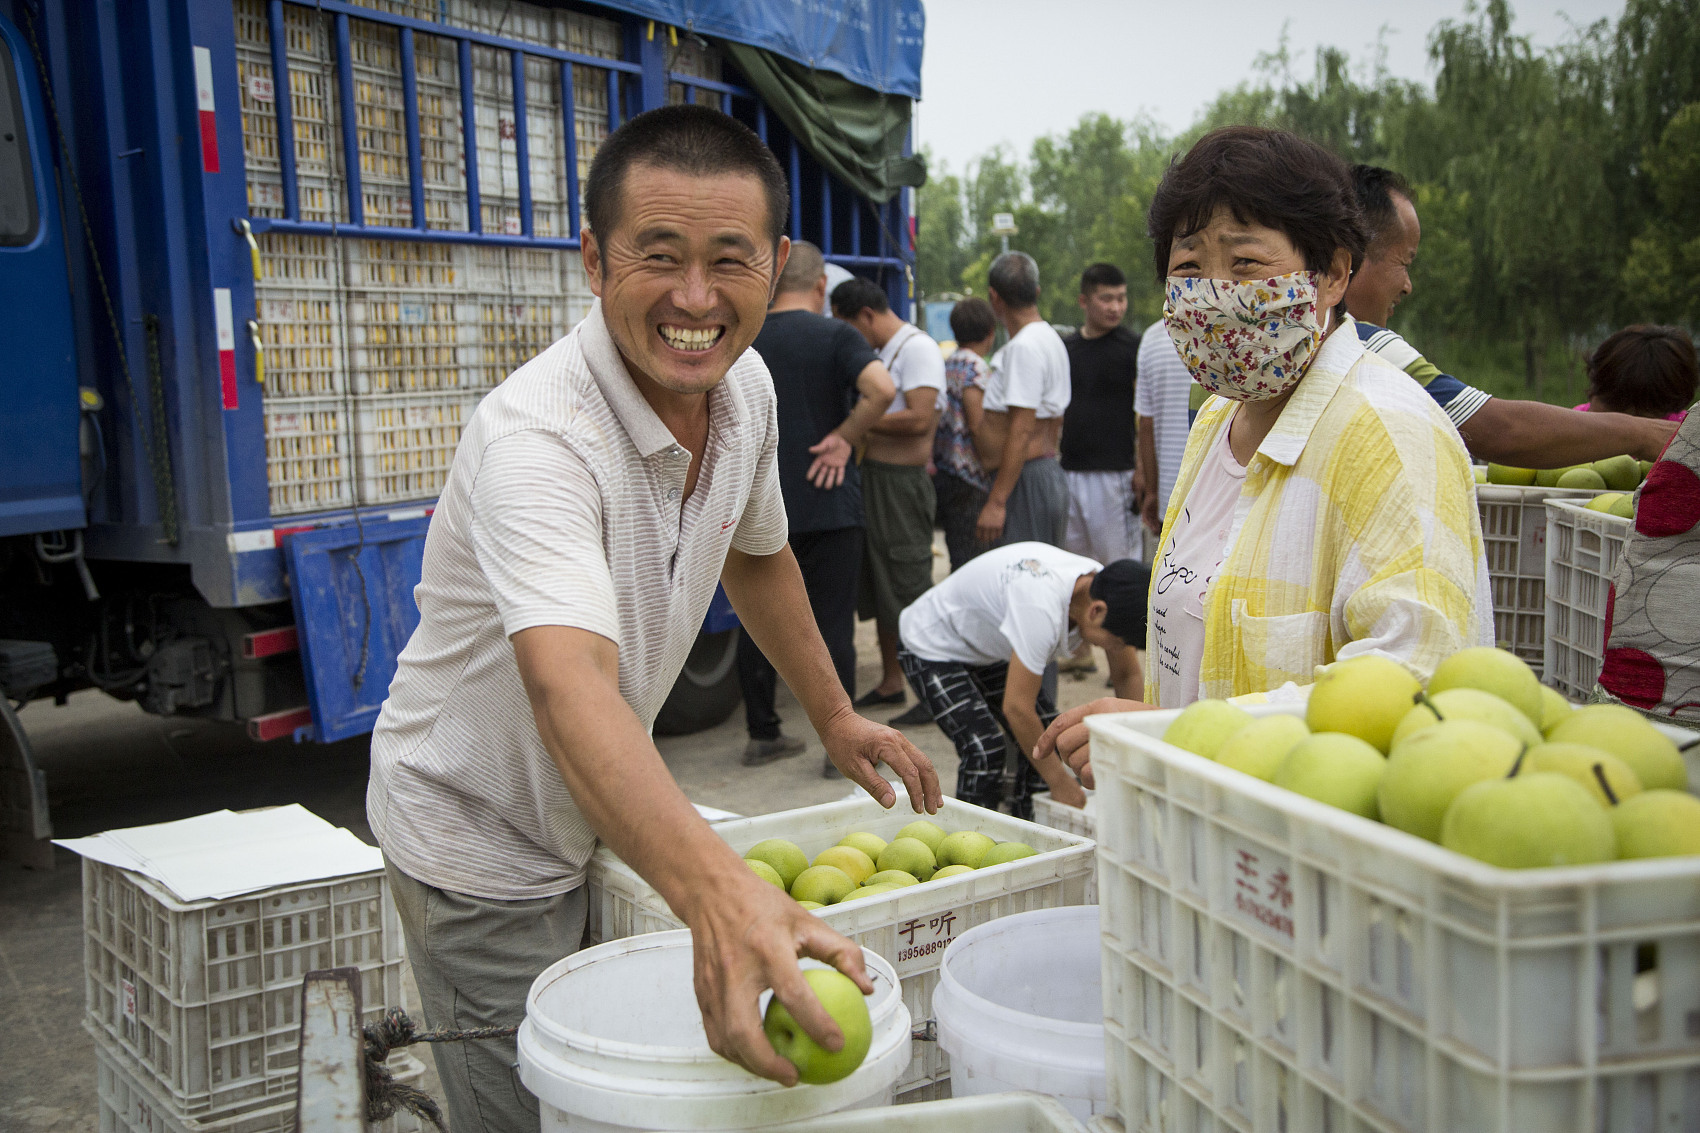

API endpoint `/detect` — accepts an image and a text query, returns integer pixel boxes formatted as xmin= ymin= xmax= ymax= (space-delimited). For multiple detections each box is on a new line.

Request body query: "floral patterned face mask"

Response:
xmin=1163 ymin=271 xmax=1329 ymax=402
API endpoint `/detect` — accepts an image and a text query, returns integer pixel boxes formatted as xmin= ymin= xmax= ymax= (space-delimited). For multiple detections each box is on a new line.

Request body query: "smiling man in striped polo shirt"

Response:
xmin=366 ymin=105 xmax=940 ymax=1133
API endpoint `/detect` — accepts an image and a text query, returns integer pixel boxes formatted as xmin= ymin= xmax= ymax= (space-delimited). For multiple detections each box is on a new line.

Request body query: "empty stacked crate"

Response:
xmin=233 ymin=0 xmax=606 ymax=517
xmin=1473 ymin=483 xmax=1600 ymax=675
xmin=1543 ymin=499 xmax=1634 ymax=700
xmin=81 ymin=858 xmax=419 ymax=1133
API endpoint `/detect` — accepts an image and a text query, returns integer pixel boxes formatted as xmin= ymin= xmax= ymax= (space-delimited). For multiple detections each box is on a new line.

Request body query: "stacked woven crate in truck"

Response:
xmin=231 ymin=0 xmax=672 ymax=516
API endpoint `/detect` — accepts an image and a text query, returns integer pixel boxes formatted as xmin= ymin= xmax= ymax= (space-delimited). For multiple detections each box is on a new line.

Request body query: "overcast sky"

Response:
xmin=914 ymin=0 xmax=1626 ymax=176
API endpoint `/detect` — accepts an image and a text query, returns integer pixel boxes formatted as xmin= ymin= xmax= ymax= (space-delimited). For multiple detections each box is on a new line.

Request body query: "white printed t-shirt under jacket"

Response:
xmin=367 ymin=299 xmax=787 ymax=900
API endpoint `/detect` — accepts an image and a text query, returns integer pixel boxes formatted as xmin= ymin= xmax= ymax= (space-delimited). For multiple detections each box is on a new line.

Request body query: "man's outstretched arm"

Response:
xmin=1460 ymin=398 xmax=1677 ymax=466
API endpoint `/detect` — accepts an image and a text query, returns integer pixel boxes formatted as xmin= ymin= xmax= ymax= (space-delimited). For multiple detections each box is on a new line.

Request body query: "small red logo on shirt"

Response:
xmin=721 ymin=519 xmax=736 ymax=531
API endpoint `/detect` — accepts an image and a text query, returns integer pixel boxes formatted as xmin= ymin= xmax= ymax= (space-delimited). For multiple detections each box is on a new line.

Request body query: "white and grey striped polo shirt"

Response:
xmin=367 ymin=299 xmax=786 ymax=899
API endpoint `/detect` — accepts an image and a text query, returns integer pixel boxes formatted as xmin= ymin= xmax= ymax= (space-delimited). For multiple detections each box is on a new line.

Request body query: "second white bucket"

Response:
xmin=932 ymin=905 xmax=1106 ymax=1119
xmin=518 ymin=929 xmax=910 ymax=1132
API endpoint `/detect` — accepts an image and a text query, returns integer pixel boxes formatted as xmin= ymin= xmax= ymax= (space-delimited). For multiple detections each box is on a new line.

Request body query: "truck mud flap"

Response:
xmin=285 ymin=515 xmax=430 ymax=742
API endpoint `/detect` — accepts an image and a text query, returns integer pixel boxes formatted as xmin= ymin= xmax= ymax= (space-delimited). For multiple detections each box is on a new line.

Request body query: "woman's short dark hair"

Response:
xmin=1587 ymin=325 xmax=1698 ymax=418
xmin=949 ymin=297 xmax=996 ymax=344
xmin=585 ymin=104 xmax=788 ymax=247
xmin=1147 ymin=127 xmax=1366 ymax=286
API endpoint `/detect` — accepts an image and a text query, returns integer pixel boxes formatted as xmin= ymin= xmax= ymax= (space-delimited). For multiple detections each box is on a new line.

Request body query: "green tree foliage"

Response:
xmin=914 ymin=0 xmax=1698 ymax=401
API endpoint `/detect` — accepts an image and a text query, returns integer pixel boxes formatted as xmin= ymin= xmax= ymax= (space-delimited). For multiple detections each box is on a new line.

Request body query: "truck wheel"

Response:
xmin=653 ymin=628 xmax=743 ymax=736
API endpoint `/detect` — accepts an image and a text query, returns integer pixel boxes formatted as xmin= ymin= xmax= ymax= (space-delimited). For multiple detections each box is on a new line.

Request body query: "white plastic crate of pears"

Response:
xmin=1087 ymin=647 xmax=1700 ymax=1133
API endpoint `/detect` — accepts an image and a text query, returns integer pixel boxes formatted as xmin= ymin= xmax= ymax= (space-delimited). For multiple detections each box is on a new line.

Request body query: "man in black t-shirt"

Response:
xmin=1059 ymin=263 xmax=1142 ymax=687
xmin=736 ymin=242 xmax=897 ymax=764
xmin=1061 ymin=262 xmax=1141 ymax=564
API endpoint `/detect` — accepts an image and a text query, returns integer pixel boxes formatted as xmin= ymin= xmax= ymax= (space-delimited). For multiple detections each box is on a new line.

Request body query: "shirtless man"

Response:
xmin=832 ymin=277 xmax=945 ymax=722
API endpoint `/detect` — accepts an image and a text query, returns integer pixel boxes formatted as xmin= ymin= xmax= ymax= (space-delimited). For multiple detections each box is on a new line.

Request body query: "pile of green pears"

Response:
xmin=742 ymin=819 xmax=1039 ymax=909
xmin=1163 ymin=647 xmax=1699 ymax=869
xmin=1477 ymin=456 xmax=1651 ymax=519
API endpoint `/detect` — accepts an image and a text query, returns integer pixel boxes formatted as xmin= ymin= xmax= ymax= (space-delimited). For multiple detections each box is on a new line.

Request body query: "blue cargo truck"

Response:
xmin=0 ymin=0 xmax=921 ymax=856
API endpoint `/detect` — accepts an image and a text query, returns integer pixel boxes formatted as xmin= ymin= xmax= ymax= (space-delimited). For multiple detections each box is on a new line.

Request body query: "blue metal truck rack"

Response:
xmin=0 ymin=0 xmax=920 ymax=854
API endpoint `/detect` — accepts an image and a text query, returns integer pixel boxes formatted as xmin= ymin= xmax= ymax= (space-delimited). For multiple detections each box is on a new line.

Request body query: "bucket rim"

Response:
xmin=935 ymin=905 xmax=1104 ymax=1039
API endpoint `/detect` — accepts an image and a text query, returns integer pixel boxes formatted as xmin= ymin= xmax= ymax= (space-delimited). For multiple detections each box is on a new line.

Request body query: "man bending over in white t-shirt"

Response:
xmin=896 ymin=543 xmax=1147 ymax=819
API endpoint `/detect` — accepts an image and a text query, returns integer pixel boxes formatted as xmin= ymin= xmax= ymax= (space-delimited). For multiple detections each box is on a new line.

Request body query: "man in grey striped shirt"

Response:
xmin=368 ymin=106 xmax=941 ymax=1133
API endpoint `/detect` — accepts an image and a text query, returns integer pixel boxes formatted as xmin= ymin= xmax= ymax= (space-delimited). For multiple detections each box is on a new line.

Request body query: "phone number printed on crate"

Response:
xmin=895 ymin=910 xmax=959 ymax=974
xmin=1227 ymin=840 xmax=1294 ymax=941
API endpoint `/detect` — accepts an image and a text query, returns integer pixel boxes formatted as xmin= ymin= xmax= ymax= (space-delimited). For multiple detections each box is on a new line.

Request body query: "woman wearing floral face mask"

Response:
xmin=1032 ymin=128 xmax=1493 ymax=766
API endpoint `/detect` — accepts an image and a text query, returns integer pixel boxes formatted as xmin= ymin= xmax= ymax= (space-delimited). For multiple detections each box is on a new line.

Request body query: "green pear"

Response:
xmin=763 ymin=967 xmax=872 ymax=1084
xmin=796 ymin=900 xmax=825 ymax=911
xmin=1638 ymin=459 xmax=1654 ymax=480
xmin=840 ymin=883 xmax=899 ymax=902
xmin=1539 ymin=686 xmax=1573 ymax=734
xmin=978 ymin=842 xmax=1037 ymax=867
xmin=1379 ymin=720 xmax=1524 ymax=842
xmin=1273 ymin=733 xmax=1387 ymax=819
xmin=1556 ymin=467 xmax=1608 ymax=490
xmin=1547 ymin=705 xmax=1688 ymax=791
xmin=865 ymin=869 xmax=920 ymax=888
xmin=931 ymin=864 xmax=976 ymax=879
xmin=1592 ymin=454 xmax=1641 ymax=491
xmin=1306 ymin=655 xmax=1421 ymax=753
xmin=1427 ymin=647 xmax=1544 ymax=728
xmin=1584 ymin=492 xmax=1624 ymax=513
xmin=1535 ymin=464 xmax=1582 ymax=488
xmin=747 ymin=859 xmax=786 ymax=888
xmin=812 ymin=846 xmax=877 ymax=887
xmin=837 ymin=832 xmax=888 ymax=861
xmin=936 ymin=831 xmax=996 ymax=869
xmin=1162 ymin=699 xmax=1255 ymax=759
xmin=1486 ymin=464 xmax=1537 ymax=486
xmin=1519 ymin=742 xmax=1643 ymax=807
xmin=1215 ymin=714 xmax=1311 ymax=781
xmin=746 ymin=839 xmax=811 ymax=891
xmin=1440 ymin=773 xmax=1616 ymax=868
xmin=895 ymin=820 xmax=947 ymax=856
xmin=1473 ymin=466 xmax=1488 ymax=484
xmin=1611 ymin=790 xmax=1700 ymax=859
xmin=1610 ymin=494 xmax=1635 ymax=519
xmin=876 ymin=837 xmax=937 ymax=881
xmin=790 ymin=865 xmax=857 ymax=905
xmin=1391 ymin=687 xmax=1543 ymax=750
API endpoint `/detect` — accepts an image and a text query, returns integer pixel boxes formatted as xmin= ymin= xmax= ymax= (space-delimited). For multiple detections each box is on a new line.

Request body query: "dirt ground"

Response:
xmin=0 ymin=539 xmax=1126 ymax=1132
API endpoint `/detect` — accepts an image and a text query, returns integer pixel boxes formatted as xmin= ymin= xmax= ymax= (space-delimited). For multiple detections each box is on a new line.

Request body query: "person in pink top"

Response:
xmin=1575 ymin=325 xmax=1695 ymax=421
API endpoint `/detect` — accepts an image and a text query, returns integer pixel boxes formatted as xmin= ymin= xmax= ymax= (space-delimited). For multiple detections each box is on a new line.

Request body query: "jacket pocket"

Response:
xmin=1229 ymin=603 xmax=1331 ymax=687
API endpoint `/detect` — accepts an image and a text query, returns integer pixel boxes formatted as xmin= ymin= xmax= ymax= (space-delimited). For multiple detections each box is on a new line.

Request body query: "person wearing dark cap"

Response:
xmin=896 ymin=543 xmax=1147 ymax=818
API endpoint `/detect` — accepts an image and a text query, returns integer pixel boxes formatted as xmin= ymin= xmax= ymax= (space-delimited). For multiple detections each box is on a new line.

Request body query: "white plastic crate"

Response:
xmin=772 ymin=1091 xmax=1085 ymax=1131
xmin=256 ymin=291 xmax=343 ymax=399
xmin=95 ymin=1033 xmax=425 ymax=1133
xmin=1085 ymin=696 xmax=1700 ymax=1133
xmin=1543 ymin=499 xmax=1636 ymax=702
xmin=1474 ymin=484 xmax=1599 ymax=674
xmin=346 ymin=293 xmax=472 ymax=394
xmin=584 ymin=794 xmax=1096 ymax=1095
xmin=1032 ymin=792 xmax=1098 ymax=902
xmin=82 ymin=858 xmax=407 ymax=1118
xmin=469 ymin=295 xmax=571 ymax=388
xmin=354 ymin=392 xmax=484 ymax=506
xmin=265 ymin=397 xmax=353 ymax=515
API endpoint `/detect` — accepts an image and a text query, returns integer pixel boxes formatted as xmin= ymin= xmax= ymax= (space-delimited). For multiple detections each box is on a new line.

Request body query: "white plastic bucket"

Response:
xmin=518 ymin=929 xmax=910 ymax=1132
xmin=932 ymin=906 xmax=1105 ymax=1120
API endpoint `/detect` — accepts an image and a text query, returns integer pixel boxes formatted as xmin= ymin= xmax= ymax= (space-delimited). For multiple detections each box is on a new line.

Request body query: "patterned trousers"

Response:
xmin=898 ymin=647 xmax=1056 ymax=818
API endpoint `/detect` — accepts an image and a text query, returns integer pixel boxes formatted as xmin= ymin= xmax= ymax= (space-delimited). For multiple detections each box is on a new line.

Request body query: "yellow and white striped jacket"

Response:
xmin=1146 ymin=319 xmax=1494 ymax=704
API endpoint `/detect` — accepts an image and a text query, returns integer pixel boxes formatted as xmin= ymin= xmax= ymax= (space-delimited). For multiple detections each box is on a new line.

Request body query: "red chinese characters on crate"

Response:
xmin=1229 ymin=844 xmax=1294 ymax=939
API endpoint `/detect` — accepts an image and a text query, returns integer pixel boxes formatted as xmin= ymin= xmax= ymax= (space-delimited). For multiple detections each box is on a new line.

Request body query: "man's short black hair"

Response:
xmin=1148 ymin=127 xmax=1366 ymax=285
xmin=949 ymin=297 xmax=997 ymax=344
xmin=988 ymin=251 xmax=1040 ymax=308
xmin=1090 ymin=559 xmax=1149 ymax=650
xmin=1353 ymin=164 xmax=1415 ymax=251
xmin=830 ymin=276 xmax=889 ymax=318
xmin=584 ymin=104 xmax=788 ymax=247
xmin=1080 ymin=263 xmax=1127 ymax=294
